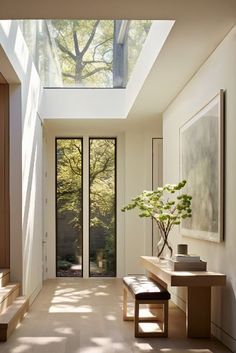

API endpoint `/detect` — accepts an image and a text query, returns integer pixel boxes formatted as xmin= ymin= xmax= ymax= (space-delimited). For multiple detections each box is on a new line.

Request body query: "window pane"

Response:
xmin=18 ymin=20 xmax=152 ymax=88
xmin=127 ymin=20 xmax=152 ymax=80
xmin=89 ymin=138 xmax=116 ymax=277
xmin=56 ymin=138 xmax=83 ymax=277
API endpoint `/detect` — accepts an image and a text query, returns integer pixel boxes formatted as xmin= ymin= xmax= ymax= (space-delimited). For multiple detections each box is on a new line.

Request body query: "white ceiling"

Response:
xmin=1 ymin=0 xmax=236 ymax=119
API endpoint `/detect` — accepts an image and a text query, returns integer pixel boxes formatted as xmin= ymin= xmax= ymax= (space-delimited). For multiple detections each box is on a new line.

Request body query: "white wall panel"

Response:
xmin=163 ymin=25 xmax=236 ymax=351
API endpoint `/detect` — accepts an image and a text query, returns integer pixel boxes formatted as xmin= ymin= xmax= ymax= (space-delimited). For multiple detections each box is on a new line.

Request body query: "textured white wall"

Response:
xmin=0 ymin=20 xmax=43 ymax=302
xmin=163 ymin=25 xmax=236 ymax=351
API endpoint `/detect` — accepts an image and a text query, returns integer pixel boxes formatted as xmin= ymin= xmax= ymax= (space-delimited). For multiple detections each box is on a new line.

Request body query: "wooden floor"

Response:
xmin=0 ymin=278 xmax=231 ymax=353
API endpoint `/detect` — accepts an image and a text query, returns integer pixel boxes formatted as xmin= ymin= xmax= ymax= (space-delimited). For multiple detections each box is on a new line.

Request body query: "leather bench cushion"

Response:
xmin=123 ymin=276 xmax=171 ymax=300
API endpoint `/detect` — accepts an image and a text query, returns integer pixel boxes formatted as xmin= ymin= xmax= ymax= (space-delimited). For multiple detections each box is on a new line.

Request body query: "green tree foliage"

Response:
xmin=20 ymin=20 xmax=153 ymax=87
xmin=57 ymin=139 xmax=83 ymax=235
xmin=89 ymin=139 xmax=116 ymax=273
xmin=57 ymin=139 xmax=116 ymax=274
xmin=51 ymin=20 xmax=113 ymax=86
xmin=122 ymin=180 xmax=192 ymax=257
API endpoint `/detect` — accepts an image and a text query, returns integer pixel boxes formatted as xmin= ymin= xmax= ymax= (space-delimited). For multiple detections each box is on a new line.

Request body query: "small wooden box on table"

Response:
xmin=123 ymin=276 xmax=171 ymax=338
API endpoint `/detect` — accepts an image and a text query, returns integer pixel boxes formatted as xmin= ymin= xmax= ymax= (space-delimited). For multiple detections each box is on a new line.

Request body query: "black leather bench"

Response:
xmin=123 ymin=275 xmax=171 ymax=338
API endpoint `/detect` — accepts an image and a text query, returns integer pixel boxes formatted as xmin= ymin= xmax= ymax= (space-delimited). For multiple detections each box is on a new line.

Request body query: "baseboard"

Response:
xmin=28 ymin=283 xmax=42 ymax=305
xmin=211 ymin=321 xmax=236 ymax=352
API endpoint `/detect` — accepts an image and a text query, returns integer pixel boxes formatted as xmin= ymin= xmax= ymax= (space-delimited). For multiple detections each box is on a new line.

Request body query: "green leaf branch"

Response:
xmin=121 ymin=180 xmax=192 ymax=257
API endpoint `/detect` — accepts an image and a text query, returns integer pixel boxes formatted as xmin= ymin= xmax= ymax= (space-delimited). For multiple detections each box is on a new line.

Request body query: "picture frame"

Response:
xmin=179 ymin=90 xmax=224 ymax=242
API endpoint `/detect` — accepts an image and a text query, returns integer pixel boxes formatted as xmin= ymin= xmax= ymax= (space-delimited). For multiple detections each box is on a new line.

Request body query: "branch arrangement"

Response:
xmin=121 ymin=180 xmax=192 ymax=257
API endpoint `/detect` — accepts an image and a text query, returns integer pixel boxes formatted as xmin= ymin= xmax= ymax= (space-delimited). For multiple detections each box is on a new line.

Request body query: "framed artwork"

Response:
xmin=179 ymin=90 xmax=224 ymax=242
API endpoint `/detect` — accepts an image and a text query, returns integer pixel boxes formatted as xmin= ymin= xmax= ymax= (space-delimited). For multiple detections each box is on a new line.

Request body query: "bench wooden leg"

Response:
xmin=135 ymin=300 xmax=169 ymax=338
xmin=134 ymin=301 xmax=139 ymax=337
xmin=163 ymin=300 xmax=168 ymax=337
xmin=123 ymin=287 xmax=134 ymax=321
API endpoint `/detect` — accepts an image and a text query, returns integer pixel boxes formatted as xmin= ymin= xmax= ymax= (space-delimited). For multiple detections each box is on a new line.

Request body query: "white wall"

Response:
xmin=44 ymin=117 xmax=162 ymax=278
xmin=163 ymin=25 xmax=236 ymax=351
xmin=40 ymin=21 xmax=174 ymax=120
xmin=0 ymin=20 xmax=43 ymax=302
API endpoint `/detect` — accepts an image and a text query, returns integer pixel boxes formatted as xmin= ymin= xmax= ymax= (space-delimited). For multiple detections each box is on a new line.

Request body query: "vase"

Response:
xmin=156 ymin=232 xmax=173 ymax=259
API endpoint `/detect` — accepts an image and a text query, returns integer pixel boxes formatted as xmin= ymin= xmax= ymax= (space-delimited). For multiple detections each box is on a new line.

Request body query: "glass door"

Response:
xmin=56 ymin=138 xmax=83 ymax=277
xmin=89 ymin=138 xmax=116 ymax=277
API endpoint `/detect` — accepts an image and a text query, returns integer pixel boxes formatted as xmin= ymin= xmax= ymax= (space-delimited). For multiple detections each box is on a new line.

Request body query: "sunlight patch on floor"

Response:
xmin=97 ymin=285 xmax=108 ymax=289
xmin=94 ymin=292 xmax=109 ymax=296
xmin=54 ymin=287 xmax=77 ymax=295
xmin=88 ymin=337 xmax=128 ymax=352
xmin=105 ymin=314 xmax=117 ymax=321
xmin=49 ymin=304 xmax=93 ymax=313
xmin=11 ymin=337 xmax=66 ymax=353
xmin=11 ymin=344 xmax=29 ymax=353
xmin=138 ymin=322 xmax=162 ymax=333
xmin=53 ymin=327 xmax=74 ymax=335
xmin=134 ymin=342 xmax=154 ymax=351
xmin=91 ymin=337 xmax=111 ymax=345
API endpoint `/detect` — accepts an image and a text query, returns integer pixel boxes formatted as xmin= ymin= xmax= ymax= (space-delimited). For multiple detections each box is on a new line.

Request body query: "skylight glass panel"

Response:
xmin=18 ymin=20 xmax=152 ymax=88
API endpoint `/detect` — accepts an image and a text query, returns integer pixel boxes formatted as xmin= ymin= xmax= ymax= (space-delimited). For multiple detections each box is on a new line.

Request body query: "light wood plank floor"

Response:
xmin=0 ymin=279 xmax=232 ymax=353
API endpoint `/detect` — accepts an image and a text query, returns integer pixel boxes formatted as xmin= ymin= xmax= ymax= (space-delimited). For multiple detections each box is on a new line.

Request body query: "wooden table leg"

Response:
xmin=147 ymin=271 xmax=167 ymax=311
xmin=187 ymin=286 xmax=211 ymax=338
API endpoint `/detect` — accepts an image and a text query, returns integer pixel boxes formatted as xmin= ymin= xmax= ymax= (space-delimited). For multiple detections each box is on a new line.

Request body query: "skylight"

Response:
xmin=18 ymin=20 xmax=152 ymax=88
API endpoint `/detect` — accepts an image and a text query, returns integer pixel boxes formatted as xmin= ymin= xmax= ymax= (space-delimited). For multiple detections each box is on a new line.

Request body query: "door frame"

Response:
xmin=55 ymin=137 xmax=84 ymax=278
xmin=88 ymin=137 xmax=117 ymax=277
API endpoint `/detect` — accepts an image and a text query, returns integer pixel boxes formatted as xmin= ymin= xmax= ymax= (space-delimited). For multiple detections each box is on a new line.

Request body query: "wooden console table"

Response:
xmin=140 ymin=256 xmax=226 ymax=338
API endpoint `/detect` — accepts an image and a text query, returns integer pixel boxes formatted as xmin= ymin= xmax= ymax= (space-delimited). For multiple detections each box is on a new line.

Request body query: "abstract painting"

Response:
xmin=180 ymin=90 xmax=224 ymax=242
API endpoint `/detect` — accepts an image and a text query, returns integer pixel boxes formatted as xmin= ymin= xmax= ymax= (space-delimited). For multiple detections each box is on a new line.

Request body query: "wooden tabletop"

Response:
xmin=140 ymin=256 xmax=226 ymax=287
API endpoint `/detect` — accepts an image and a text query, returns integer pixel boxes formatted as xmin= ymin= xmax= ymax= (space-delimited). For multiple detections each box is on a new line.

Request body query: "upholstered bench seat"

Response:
xmin=123 ymin=275 xmax=171 ymax=338
xmin=123 ymin=276 xmax=170 ymax=300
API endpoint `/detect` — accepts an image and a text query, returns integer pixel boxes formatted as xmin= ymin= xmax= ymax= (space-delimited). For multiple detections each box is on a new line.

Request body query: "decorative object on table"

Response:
xmin=121 ymin=180 xmax=192 ymax=259
xmin=168 ymin=253 xmax=207 ymax=271
xmin=180 ymin=89 xmax=224 ymax=243
xmin=168 ymin=258 xmax=207 ymax=271
xmin=177 ymin=243 xmax=188 ymax=255
xmin=173 ymin=253 xmax=200 ymax=262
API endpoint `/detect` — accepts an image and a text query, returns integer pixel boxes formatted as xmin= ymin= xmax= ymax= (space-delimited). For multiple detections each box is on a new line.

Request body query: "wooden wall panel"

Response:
xmin=0 ymin=83 xmax=10 ymax=268
xmin=0 ymin=73 xmax=7 ymax=84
